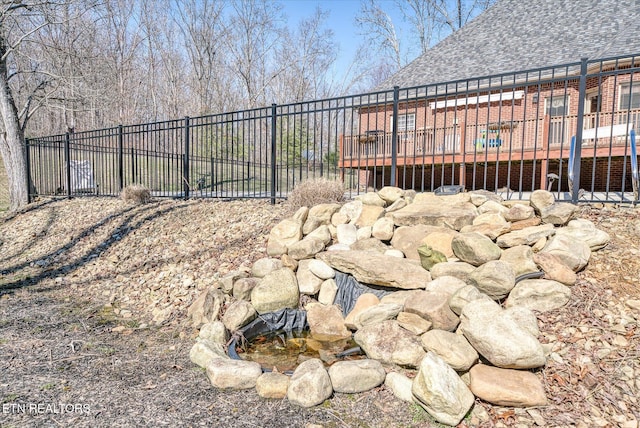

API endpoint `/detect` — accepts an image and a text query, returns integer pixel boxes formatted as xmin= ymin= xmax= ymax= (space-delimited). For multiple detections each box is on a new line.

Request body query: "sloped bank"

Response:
xmin=188 ymin=188 xmax=609 ymax=426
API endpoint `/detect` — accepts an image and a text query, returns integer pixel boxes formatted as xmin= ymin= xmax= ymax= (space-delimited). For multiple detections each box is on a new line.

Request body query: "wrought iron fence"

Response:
xmin=26 ymin=53 xmax=640 ymax=204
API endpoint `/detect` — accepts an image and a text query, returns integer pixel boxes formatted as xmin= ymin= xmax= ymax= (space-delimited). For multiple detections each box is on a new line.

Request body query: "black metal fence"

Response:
xmin=26 ymin=53 xmax=640 ymax=204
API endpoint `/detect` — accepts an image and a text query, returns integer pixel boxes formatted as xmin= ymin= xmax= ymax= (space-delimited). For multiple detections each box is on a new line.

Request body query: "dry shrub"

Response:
xmin=287 ymin=177 xmax=344 ymax=211
xmin=120 ymin=184 xmax=151 ymax=204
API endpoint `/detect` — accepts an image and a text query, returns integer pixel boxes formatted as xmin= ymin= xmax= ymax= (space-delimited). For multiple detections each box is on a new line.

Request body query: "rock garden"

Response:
xmin=188 ymin=187 xmax=612 ymax=426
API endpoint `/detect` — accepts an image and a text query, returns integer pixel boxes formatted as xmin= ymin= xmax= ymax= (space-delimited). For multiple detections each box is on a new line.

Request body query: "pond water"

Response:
xmin=235 ymin=330 xmax=363 ymax=373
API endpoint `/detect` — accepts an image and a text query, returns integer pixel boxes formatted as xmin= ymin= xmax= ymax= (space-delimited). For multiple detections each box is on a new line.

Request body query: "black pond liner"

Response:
xmin=228 ymin=273 xmax=395 ymax=372
xmin=228 ymin=308 xmax=309 ymax=373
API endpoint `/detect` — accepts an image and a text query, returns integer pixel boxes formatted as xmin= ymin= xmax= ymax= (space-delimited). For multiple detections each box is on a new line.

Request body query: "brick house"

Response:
xmin=340 ymin=0 xmax=640 ymax=194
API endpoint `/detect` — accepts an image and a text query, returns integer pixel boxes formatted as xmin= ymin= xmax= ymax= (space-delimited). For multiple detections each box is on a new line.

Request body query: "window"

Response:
xmin=619 ymin=83 xmax=640 ymax=109
xmin=586 ymin=91 xmax=601 ymax=114
xmin=390 ymin=113 xmax=416 ymax=131
xmin=545 ymin=95 xmax=569 ymax=117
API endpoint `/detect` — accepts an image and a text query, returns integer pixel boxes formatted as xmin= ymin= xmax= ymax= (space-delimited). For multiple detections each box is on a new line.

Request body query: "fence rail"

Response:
xmin=26 ymin=53 xmax=640 ymax=204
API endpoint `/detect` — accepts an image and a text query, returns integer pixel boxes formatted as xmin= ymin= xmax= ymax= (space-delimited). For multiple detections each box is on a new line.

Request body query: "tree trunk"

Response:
xmin=0 ymin=46 xmax=29 ymax=211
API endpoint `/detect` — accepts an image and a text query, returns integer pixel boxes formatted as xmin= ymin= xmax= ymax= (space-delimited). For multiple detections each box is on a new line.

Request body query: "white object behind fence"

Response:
xmin=69 ymin=160 xmax=97 ymax=193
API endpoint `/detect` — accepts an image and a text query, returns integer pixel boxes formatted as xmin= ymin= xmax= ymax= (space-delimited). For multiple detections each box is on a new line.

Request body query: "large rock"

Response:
xmin=496 ymin=224 xmax=556 ymax=248
xmin=305 ymin=203 xmax=341 ymax=232
xmin=396 ymin=311 xmax=432 ymax=335
xmin=256 ymin=372 xmax=290 ymax=399
xmin=424 ymin=275 xmax=467 ymax=296
xmin=267 ymin=218 xmax=303 ymax=256
xmin=500 ymin=245 xmax=539 ymax=277
xmin=404 ymin=291 xmax=459 ymax=331
xmin=422 ymin=230 xmax=458 ymax=258
xmin=540 ymin=202 xmax=578 ymax=226
xmin=355 ymin=204 xmax=385 ymax=227
xmin=467 ymin=260 xmax=516 ymax=300
xmin=288 ymin=236 xmax=326 ymax=260
xmin=412 ymin=352 xmax=475 ymax=427
xmin=233 ymin=277 xmax=258 ymax=301
xmin=529 ymin=189 xmax=555 ymax=214
xmin=318 ymin=278 xmax=338 ymax=305
xmin=198 ymin=321 xmax=228 ymax=345
xmin=391 ymin=225 xmax=443 ymax=260
xmin=449 ymin=285 xmax=493 ymax=315
xmin=344 ymin=293 xmax=380 ymax=329
xmin=336 ymin=223 xmax=357 ymax=245
xmin=306 ymin=303 xmax=351 ymax=340
xmin=555 ymin=218 xmax=610 ymax=250
xmin=189 ymin=341 xmax=228 ymax=368
xmin=317 ymin=250 xmax=431 ymax=289
xmin=430 ymin=261 xmax=476 ymax=282
xmin=459 ymin=299 xmax=546 ymax=369
xmin=221 ymin=299 xmax=257 ymax=332
xmin=250 ymin=268 xmax=299 ymax=314
xmin=469 ymin=364 xmax=547 ymax=407
xmin=188 ymin=287 xmax=226 ymax=328
xmin=420 ymin=329 xmax=478 ymax=371
xmin=287 ymin=359 xmax=333 ymax=407
xmin=206 ymin=359 xmax=262 ymax=390
xmin=354 ymin=320 xmax=426 ymax=368
xmin=390 ymin=194 xmax=478 ymax=230
xmin=451 ymin=233 xmax=502 ymax=266
xmin=353 ymin=303 xmax=403 ymax=329
xmin=385 ymin=372 xmax=414 ymax=403
xmin=378 ymin=186 xmax=405 ymax=204
xmin=460 ymin=222 xmax=511 ymax=241
xmin=308 ymin=259 xmax=334 ymax=279
xmin=350 ymin=237 xmax=389 ymax=253
xmin=533 ymin=252 xmax=577 ymax=285
xmin=355 ymin=192 xmax=386 ymax=207
xmin=540 ymin=234 xmax=591 ymax=272
xmin=506 ymin=279 xmax=571 ymax=312
xmin=372 ymin=217 xmax=395 ymax=241
xmin=296 ymin=259 xmax=324 ymax=295
xmin=339 ymin=200 xmax=363 ymax=222
xmin=504 ymin=204 xmax=535 ymax=222
xmin=328 ymin=359 xmax=386 ymax=393
xmin=251 ymin=257 xmax=283 ymax=278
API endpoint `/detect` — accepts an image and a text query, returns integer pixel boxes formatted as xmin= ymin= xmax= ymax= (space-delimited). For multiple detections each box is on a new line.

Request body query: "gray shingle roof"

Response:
xmin=377 ymin=0 xmax=640 ymax=90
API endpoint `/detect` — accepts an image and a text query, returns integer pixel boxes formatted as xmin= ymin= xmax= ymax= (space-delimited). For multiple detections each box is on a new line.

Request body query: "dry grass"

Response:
xmin=120 ymin=184 xmax=151 ymax=204
xmin=0 ymin=161 xmax=9 ymax=212
xmin=286 ymin=177 xmax=345 ymax=211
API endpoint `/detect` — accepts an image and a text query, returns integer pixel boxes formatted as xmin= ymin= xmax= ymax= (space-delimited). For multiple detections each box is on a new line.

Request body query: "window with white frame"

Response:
xmin=390 ymin=113 xmax=416 ymax=131
xmin=619 ymin=82 xmax=640 ymax=110
xmin=545 ymin=95 xmax=569 ymax=117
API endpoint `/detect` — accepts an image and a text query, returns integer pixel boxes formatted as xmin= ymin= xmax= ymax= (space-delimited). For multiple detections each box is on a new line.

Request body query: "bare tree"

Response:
xmin=356 ymin=0 xmax=402 ymax=71
xmin=274 ymin=7 xmax=338 ymax=103
xmin=0 ymin=0 xmax=96 ymax=211
xmin=226 ymin=0 xmax=287 ymax=109
xmin=355 ymin=0 xmax=495 ymax=83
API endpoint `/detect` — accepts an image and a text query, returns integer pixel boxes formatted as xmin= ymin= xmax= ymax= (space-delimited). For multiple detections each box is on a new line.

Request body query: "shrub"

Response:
xmin=287 ymin=177 xmax=344 ymax=211
xmin=120 ymin=184 xmax=151 ymax=204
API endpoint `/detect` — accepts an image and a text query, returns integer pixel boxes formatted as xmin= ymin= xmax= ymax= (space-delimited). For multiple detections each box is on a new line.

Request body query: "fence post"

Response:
xmin=118 ymin=125 xmax=124 ymax=191
xmin=183 ymin=116 xmax=190 ymax=200
xmin=64 ymin=132 xmax=71 ymax=198
xmin=390 ymin=86 xmax=399 ymax=187
xmin=271 ymin=104 xmax=277 ymax=205
xmin=572 ymin=58 xmax=589 ymax=203
xmin=24 ymin=138 xmax=31 ymax=203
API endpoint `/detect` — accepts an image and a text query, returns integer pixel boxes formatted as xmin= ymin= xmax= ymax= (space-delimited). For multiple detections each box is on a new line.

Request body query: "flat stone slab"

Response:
xmin=390 ymin=194 xmax=478 ymax=230
xmin=317 ymin=250 xmax=431 ymax=289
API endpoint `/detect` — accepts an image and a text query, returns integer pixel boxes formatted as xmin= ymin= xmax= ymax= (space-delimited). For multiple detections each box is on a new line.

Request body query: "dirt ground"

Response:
xmin=1 ymin=197 xmax=639 ymax=427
